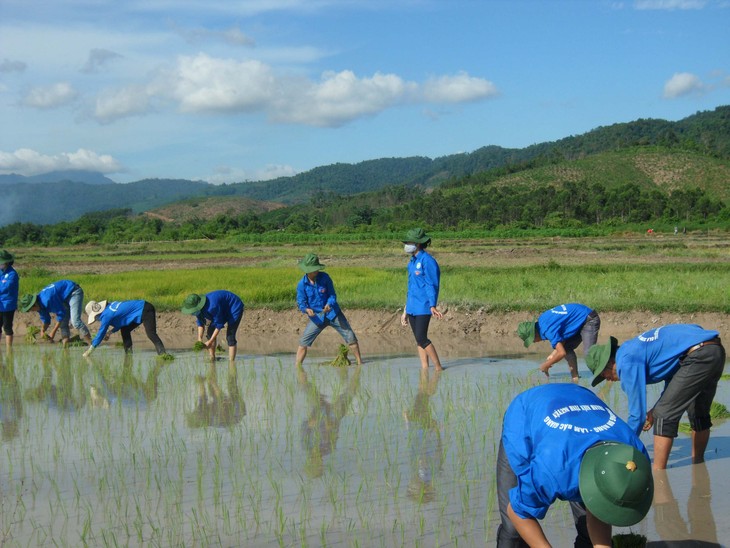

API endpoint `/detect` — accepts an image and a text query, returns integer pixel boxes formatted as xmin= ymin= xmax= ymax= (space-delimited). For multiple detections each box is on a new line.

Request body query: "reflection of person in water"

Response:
xmin=87 ymin=354 xmax=165 ymax=410
xmin=653 ymin=464 xmax=719 ymax=545
xmin=185 ymin=360 xmax=245 ymax=428
xmin=298 ymin=364 xmax=360 ymax=478
xmin=0 ymin=351 xmax=22 ymax=441
xmin=404 ymin=369 xmax=443 ymax=503
xmin=25 ymin=352 xmax=87 ymax=411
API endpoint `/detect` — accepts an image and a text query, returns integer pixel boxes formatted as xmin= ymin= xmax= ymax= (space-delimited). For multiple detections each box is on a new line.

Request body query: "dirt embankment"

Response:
xmin=12 ymin=309 xmax=729 ymax=359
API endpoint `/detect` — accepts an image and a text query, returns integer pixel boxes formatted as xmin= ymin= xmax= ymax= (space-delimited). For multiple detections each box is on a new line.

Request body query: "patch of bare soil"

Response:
xmin=13 ymin=309 xmax=729 ymax=360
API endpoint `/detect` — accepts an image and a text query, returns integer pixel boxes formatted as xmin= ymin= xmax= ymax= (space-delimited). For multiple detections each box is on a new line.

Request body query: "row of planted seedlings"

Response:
xmin=1 ymin=346 xmax=545 ymax=546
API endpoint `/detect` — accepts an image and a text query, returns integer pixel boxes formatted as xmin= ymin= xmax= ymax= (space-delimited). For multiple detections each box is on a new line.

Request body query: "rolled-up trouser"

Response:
xmin=299 ymin=311 xmax=358 ymax=347
xmin=496 ymin=440 xmax=591 ymax=548
xmin=652 ymin=342 xmax=725 ymax=438
xmin=563 ymin=311 xmax=601 ymax=356
xmin=59 ymin=286 xmax=91 ymax=339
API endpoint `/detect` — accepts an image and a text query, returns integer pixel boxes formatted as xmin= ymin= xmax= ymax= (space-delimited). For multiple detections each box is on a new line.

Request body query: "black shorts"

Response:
xmin=0 ymin=310 xmax=15 ymax=336
xmin=407 ymin=314 xmax=432 ymax=349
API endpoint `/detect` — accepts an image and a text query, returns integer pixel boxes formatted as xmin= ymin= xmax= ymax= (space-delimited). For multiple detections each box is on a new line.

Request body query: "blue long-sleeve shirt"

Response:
xmin=37 ymin=280 xmax=79 ymax=324
xmin=405 ymin=250 xmax=440 ymax=316
xmin=296 ymin=272 xmax=340 ymax=325
xmin=502 ymin=384 xmax=648 ymax=520
xmin=0 ymin=265 xmax=19 ymax=312
xmin=537 ymin=303 xmax=593 ymax=348
xmin=616 ymin=324 xmax=720 ymax=435
xmin=91 ymin=300 xmax=146 ymax=348
xmin=194 ymin=291 xmax=244 ymax=329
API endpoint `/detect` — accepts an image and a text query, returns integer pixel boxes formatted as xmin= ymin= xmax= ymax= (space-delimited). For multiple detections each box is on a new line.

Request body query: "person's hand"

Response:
xmin=305 ymin=308 xmax=315 ymax=317
xmin=323 ymin=304 xmax=331 ymax=313
xmin=539 ymin=362 xmax=551 ymax=377
xmin=83 ymin=347 xmax=94 ymax=358
xmin=430 ymin=306 xmax=443 ymax=320
xmin=204 ymin=339 xmax=213 ymax=349
xmin=400 ymin=312 xmax=407 ymax=327
xmin=643 ymin=409 xmax=654 ymax=431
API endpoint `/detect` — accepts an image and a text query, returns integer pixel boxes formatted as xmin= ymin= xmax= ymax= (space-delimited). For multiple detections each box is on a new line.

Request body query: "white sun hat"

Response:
xmin=85 ymin=300 xmax=108 ymax=324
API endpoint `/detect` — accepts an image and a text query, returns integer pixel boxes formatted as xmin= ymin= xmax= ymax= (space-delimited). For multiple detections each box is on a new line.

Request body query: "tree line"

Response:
xmin=0 ymin=179 xmax=726 ymax=246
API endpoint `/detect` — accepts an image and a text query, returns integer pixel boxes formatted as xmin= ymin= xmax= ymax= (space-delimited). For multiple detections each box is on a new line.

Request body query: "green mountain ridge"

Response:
xmin=2 ymin=105 xmax=728 ymax=227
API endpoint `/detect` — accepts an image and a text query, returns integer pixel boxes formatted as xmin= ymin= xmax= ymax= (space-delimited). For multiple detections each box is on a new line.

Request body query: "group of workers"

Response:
xmin=2 ymin=229 xmax=727 ymax=546
xmin=509 ymin=302 xmax=724 ymax=546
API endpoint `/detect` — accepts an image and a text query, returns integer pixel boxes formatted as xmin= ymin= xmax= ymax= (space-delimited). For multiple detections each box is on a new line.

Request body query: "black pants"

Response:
xmin=0 ymin=310 xmax=15 ymax=336
xmin=120 ymin=302 xmax=166 ymax=355
xmin=407 ymin=314 xmax=432 ymax=349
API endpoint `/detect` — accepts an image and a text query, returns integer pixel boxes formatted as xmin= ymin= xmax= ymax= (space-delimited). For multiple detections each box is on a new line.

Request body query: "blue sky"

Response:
xmin=1 ymin=0 xmax=728 ymax=184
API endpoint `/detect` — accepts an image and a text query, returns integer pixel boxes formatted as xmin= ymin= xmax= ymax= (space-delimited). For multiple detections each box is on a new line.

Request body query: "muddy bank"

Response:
xmin=13 ymin=309 xmax=729 ymax=359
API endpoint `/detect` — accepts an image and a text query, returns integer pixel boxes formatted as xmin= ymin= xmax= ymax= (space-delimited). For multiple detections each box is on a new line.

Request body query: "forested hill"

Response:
xmin=1 ymin=179 xmax=212 ymax=226
xmin=1 ymin=105 xmax=728 ymax=226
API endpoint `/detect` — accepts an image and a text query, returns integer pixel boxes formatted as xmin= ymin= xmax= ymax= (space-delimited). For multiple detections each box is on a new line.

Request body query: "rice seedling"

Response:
xmin=0 ymin=345 xmax=725 ymax=546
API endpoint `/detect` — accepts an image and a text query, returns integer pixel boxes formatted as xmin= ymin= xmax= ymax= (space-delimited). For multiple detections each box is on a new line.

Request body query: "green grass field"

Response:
xmin=11 ymin=233 xmax=730 ymax=313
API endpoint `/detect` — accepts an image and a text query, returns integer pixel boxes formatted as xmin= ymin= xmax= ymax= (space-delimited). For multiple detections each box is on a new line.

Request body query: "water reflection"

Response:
xmin=298 ymin=364 xmax=361 ymax=479
xmin=651 ymin=464 xmax=720 ymax=547
xmin=404 ymin=369 xmax=443 ymax=503
xmin=0 ymin=352 xmax=22 ymax=441
xmin=24 ymin=351 xmax=86 ymax=412
xmin=87 ymin=354 xmax=165 ymax=410
xmin=185 ymin=360 xmax=245 ymax=428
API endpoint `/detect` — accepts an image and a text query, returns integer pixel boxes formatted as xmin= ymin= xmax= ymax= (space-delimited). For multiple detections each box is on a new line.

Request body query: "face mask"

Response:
xmin=404 ymin=244 xmax=417 ymax=254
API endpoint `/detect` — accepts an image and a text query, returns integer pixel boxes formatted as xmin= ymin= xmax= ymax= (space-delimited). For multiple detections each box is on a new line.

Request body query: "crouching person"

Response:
xmin=19 ymin=279 xmax=92 ymax=347
xmin=83 ymin=300 xmax=168 ymax=358
xmin=497 ymin=383 xmax=653 ymax=547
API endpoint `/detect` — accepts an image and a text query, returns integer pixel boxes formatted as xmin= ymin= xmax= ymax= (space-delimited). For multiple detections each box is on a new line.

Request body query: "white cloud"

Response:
xmin=634 ymin=0 xmax=706 ymax=9
xmin=22 ymin=82 xmax=78 ymax=109
xmin=0 ymin=58 xmax=27 ymax=73
xmin=89 ymin=52 xmax=498 ymax=127
xmin=204 ymin=164 xmax=298 ymax=184
xmin=0 ymin=148 xmax=121 ymax=176
xmin=169 ymin=53 xmax=276 ymax=112
xmin=81 ymin=48 xmax=123 ymax=73
xmin=663 ymin=72 xmax=705 ymax=98
xmin=174 ymin=24 xmax=255 ymax=47
xmin=421 ymin=72 xmax=498 ymax=103
xmin=273 ymin=70 xmax=414 ymax=127
xmin=93 ymin=84 xmax=153 ymax=123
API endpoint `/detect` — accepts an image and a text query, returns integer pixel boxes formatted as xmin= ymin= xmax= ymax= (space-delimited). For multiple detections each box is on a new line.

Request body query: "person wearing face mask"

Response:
xmin=400 ymin=228 xmax=444 ymax=371
xmin=0 ymin=250 xmax=19 ymax=352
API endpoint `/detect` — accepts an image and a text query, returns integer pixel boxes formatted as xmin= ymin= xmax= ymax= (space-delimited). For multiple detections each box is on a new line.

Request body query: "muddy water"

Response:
xmin=0 ymin=347 xmax=727 ymax=547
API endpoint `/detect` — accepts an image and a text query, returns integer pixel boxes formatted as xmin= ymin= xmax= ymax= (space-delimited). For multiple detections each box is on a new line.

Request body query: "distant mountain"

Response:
xmin=1 ymin=105 xmax=727 ymax=227
xmin=227 ymin=105 xmax=730 ymax=203
xmin=0 ymin=170 xmax=116 ymax=185
xmin=0 ymin=178 xmax=212 ymax=226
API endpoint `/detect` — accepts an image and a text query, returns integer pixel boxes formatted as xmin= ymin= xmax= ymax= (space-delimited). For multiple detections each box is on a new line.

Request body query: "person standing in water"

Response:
xmin=0 ymin=250 xmax=19 ymax=352
xmin=295 ymin=253 xmax=363 ymax=367
xmin=401 ymin=228 xmax=443 ymax=371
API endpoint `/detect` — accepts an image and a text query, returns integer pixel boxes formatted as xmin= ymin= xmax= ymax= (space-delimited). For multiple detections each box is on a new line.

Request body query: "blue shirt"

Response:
xmin=537 ymin=303 xmax=593 ymax=348
xmin=91 ymin=300 xmax=146 ymax=348
xmin=616 ymin=324 xmax=720 ymax=435
xmin=37 ymin=280 xmax=79 ymax=324
xmin=502 ymin=384 xmax=647 ymax=520
xmin=296 ymin=272 xmax=341 ymax=325
xmin=194 ymin=290 xmax=244 ymax=329
xmin=0 ymin=265 xmax=19 ymax=312
xmin=405 ymin=250 xmax=440 ymax=316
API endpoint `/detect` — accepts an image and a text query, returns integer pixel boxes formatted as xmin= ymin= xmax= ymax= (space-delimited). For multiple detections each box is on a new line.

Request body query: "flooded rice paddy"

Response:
xmin=0 ymin=346 xmax=728 ymax=547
